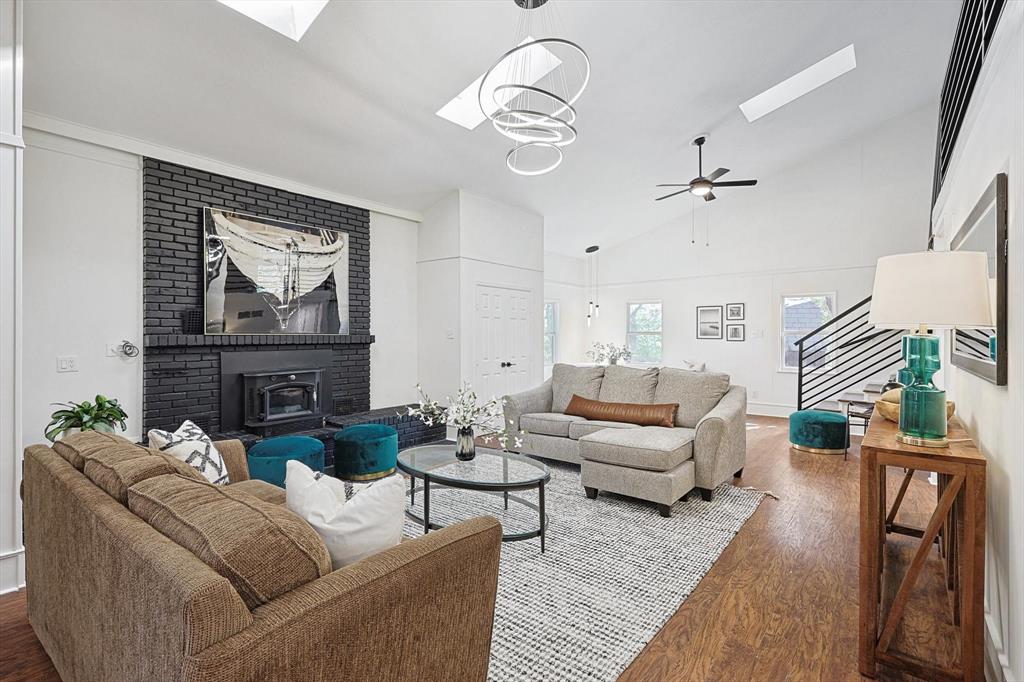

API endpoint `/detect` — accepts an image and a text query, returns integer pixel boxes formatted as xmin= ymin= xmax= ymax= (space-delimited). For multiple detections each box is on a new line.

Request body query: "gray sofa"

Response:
xmin=504 ymin=364 xmax=747 ymax=515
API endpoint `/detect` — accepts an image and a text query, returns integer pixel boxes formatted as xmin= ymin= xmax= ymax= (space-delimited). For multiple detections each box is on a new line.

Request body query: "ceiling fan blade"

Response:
xmin=706 ymin=167 xmax=730 ymax=181
xmin=703 ymin=191 xmax=716 ymax=202
xmin=655 ymin=184 xmax=691 ymax=188
xmin=656 ymin=188 xmax=691 ymax=201
xmin=712 ymin=179 xmax=758 ymax=187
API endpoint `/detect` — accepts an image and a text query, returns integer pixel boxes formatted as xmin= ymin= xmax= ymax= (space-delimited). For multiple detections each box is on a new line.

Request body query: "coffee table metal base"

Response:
xmin=405 ymin=476 xmax=547 ymax=552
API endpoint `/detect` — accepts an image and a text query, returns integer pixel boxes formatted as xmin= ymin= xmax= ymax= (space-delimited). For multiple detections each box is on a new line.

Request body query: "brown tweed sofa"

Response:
xmin=23 ymin=433 xmax=501 ymax=682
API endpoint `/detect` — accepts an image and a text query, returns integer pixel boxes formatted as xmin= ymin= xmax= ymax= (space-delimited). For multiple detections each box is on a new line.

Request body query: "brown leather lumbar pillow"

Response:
xmin=564 ymin=394 xmax=678 ymax=428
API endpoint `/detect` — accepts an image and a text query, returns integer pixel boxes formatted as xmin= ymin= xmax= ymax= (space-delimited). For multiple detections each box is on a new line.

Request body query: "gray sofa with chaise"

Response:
xmin=503 ymin=364 xmax=747 ymax=515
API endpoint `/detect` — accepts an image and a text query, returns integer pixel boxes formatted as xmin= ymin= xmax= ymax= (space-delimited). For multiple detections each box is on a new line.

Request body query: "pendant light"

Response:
xmin=478 ymin=0 xmax=590 ymax=176
xmin=585 ymin=245 xmax=599 ymax=327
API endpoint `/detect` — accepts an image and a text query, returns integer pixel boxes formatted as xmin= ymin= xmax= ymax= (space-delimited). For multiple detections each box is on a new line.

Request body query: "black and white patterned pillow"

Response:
xmin=148 ymin=420 xmax=228 ymax=485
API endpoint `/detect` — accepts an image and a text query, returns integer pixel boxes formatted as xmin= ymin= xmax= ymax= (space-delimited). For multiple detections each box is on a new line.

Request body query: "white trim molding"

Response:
xmin=0 ymin=0 xmax=26 ymax=595
xmin=23 ymin=111 xmax=423 ymax=223
xmin=0 ymin=131 xmax=24 ymax=148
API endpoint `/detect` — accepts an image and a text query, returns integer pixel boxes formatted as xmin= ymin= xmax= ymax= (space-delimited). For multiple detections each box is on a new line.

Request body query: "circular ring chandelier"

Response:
xmin=477 ymin=3 xmax=589 ymax=176
xmin=505 ymin=142 xmax=563 ymax=176
xmin=491 ymin=119 xmax=577 ymax=146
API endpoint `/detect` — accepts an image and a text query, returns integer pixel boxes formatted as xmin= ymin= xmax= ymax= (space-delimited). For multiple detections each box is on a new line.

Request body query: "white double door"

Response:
xmin=473 ymin=284 xmax=532 ymax=409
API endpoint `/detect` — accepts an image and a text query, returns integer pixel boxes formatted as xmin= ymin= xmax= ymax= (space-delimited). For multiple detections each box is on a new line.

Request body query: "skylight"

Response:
xmin=739 ymin=44 xmax=857 ymax=123
xmin=436 ymin=37 xmax=563 ymax=131
xmin=217 ymin=0 xmax=329 ymax=41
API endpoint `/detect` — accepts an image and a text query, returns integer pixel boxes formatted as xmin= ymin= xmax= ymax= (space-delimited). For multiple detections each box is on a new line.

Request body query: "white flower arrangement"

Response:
xmin=407 ymin=382 xmax=524 ymax=450
xmin=586 ymin=342 xmax=633 ymax=364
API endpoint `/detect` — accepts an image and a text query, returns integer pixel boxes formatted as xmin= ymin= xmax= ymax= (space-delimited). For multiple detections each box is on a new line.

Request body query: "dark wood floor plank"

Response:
xmin=1 ymin=416 xmax=962 ymax=681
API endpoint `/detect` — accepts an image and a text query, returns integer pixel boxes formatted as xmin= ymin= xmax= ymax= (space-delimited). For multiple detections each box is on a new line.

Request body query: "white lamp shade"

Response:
xmin=869 ymin=251 xmax=993 ymax=330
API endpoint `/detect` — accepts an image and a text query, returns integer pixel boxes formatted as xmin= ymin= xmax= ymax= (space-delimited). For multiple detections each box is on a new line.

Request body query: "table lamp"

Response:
xmin=869 ymin=251 xmax=992 ymax=447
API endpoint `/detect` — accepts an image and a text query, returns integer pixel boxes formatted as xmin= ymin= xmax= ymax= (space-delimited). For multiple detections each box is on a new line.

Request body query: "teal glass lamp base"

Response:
xmin=897 ymin=334 xmax=949 ymax=448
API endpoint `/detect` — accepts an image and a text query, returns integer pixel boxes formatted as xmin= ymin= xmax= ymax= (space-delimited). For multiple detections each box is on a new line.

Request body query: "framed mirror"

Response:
xmin=949 ymin=173 xmax=1007 ymax=385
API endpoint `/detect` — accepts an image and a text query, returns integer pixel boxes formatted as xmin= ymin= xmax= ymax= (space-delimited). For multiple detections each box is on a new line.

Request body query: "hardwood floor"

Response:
xmin=0 ymin=416 xmax=958 ymax=681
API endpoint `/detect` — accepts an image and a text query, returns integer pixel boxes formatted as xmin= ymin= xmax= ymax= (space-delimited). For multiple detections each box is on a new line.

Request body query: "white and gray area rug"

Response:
xmin=402 ymin=460 xmax=765 ymax=682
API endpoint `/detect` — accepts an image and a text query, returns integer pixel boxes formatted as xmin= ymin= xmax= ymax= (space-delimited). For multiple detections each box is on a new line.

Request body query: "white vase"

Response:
xmin=55 ymin=427 xmax=81 ymax=441
xmin=55 ymin=423 xmax=114 ymax=441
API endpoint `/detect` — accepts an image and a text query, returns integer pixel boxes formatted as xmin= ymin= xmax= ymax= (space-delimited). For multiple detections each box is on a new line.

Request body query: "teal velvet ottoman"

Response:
xmin=789 ymin=409 xmax=850 ymax=456
xmin=247 ymin=435 xmax=325 ymax=488
xmin=333 ymin=424 xmax=398 ymax=481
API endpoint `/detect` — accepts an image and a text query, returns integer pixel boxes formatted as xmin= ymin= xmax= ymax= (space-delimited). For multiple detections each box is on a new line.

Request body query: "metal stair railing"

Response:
xmin=796 ymin=296 xmax=905 ymax=411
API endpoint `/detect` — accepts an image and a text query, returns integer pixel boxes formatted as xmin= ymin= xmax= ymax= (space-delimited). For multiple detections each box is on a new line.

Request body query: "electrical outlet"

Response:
xmin=56 ymin=355 xmax=79 ymax=373
xmin=752 ymin=389 xmax=761 ymax=399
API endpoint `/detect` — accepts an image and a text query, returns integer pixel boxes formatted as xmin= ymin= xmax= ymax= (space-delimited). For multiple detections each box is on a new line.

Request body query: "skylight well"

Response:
xmin=435 ymin=37 xmax=563 ymax=130
xmin=739 ymin=44 xmax=857 ymax=122
xmin=217 ymin=0 xmax=329 ymax=41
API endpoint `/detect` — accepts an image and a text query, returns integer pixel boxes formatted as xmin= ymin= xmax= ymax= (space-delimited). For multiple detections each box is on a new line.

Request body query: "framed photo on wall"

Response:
xmin=696 ymin=306 xmax=723 ymax=339
xmin=726 ymin=303 xmax=745 ymax=320
xmin=726 ymin=323 xmax=745 ymax=342
xmin=204 ymin=208 xmax=350 ymax=335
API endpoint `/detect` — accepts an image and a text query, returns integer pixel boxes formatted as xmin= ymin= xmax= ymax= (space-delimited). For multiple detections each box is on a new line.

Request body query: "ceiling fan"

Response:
xmin=656 ymin=135 xmax=758 ymax=202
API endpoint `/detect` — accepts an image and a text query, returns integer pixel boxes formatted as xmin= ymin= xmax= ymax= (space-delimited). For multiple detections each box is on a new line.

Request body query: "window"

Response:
xmin=780 ymin=293 xmax=836 ymax=371
xmin=543 ymin=302 xmax=558 ymax=365
xmin=627 ymin=301 xmax=663 ymax=363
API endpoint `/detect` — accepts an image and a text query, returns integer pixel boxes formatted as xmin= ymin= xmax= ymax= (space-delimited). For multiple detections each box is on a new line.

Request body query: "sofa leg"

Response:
xmin=657 ymin=503 xmax=672 ymax=518
xmin=734 ymin=468 xmax=744 ymax=478
xmin=698 ymin=488 xmax=714 ymax=502
xmin=584 ymin=486 xmax=598 ymax=500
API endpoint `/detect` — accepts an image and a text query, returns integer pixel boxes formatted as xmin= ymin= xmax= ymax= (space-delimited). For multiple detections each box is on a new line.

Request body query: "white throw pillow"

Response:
xmin=680 ymin=359 xmax=706 ymax=372
xmin=147 ymin=420 xmax=228 ymax=485
xmin=285 ymin=460 xmax=406 ymax=569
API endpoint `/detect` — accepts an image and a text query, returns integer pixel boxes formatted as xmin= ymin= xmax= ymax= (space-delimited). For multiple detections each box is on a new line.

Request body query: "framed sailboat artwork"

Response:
xmin=203 ymin=208 xmax=349 ymax=334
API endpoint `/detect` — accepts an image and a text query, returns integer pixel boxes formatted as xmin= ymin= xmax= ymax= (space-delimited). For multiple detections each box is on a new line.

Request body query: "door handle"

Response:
xmin=500 ymin=361 xmax=516 ymax=368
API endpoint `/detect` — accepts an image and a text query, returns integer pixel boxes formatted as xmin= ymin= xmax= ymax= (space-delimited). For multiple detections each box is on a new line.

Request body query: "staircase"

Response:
xmin=796 ymin=296 xmax=904 ymax=413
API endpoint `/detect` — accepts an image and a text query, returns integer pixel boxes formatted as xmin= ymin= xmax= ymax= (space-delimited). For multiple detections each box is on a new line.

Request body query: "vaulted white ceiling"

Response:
xmin=24 ymin=0 xmax=959 ymax=255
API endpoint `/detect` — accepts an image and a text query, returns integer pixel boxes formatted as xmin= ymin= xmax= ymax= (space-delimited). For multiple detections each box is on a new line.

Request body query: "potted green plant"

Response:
xmin=45 ymin=395 xmax=129 ymax=442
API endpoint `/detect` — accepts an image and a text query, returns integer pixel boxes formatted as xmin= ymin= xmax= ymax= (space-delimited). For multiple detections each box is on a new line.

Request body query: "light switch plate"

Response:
xmin=56 ymin=355 xmax=79 ymax=373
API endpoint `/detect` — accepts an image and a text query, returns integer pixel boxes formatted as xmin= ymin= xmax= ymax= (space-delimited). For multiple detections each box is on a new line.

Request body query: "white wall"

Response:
xmin=561 ymin=103 xmax=935 ymax=415
xmin=0 ymin=0 xmax=26 ymax=595
xmin=457 ymin=191 xmax=544 ymax=395
xmin=23 ymin=130 xmax=143 ymax=442
xmin=417 ymin=190 xmax=545 ymax=399
xmin=368 ymin=211 xmax=419 ymax=408
xmin=543 ymin=251 xmax=587 ymax=373
xmin=930 ymin=6 xmax=1024 ymax=680
xmin=416 ymin=192 xmax=462 ymax=399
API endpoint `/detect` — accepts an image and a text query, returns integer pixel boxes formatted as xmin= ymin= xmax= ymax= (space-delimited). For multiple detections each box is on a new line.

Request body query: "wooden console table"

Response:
xmin=859 ymin=411 xmax=986 ymax=681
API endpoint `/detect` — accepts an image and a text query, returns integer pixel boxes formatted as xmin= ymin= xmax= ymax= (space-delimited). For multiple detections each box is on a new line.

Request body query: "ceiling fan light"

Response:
xmin=691 ymin=183 xmax=712 ymax=197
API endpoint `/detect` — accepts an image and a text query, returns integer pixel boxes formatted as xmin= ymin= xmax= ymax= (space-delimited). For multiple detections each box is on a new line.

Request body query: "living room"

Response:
xmin=1 ymin=1 xmax=1021 ymax=681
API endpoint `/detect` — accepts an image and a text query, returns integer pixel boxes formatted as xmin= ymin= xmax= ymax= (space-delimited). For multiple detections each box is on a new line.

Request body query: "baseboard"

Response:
xmin=747 ymin=402 xmax=794 ymax=418
xmin=0 ymin=548 xmax=26 ymax=594
xmin=985 ymin=612 xmax=1014 ymax=682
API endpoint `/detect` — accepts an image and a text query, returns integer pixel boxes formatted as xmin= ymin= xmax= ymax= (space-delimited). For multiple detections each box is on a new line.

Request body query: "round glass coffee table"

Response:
xmin=397 ymin=444 xmax=550 ymax=552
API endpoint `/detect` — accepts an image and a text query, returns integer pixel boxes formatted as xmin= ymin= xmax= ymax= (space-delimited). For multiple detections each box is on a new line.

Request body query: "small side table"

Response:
xmin=859 ymin=411 xmax=986 ymax=681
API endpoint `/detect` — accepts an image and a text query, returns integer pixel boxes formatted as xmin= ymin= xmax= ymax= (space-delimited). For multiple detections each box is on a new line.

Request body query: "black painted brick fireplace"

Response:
xmin=141 ymin=158 xmax=374 ymax=436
